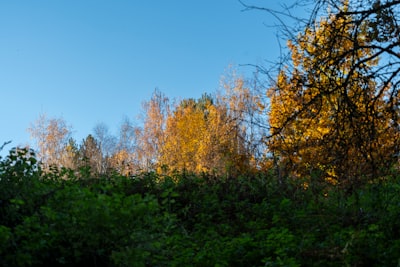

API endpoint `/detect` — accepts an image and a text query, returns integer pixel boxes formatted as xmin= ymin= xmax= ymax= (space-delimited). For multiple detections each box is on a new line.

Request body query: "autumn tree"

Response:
xmin=136 ymin=89 xmax=170 ymax=171
xmin=28 ymin=114 xmax=72 ymax=170
xmin=159 ymin=96 xmax=209 ymax=174
xmin=218 ymin=72 xmax=268 ymax=170
xmin=266 ymin=1 xmax=400 ymax=188
xmin=159 ymin=92 xmax=254 ymax=176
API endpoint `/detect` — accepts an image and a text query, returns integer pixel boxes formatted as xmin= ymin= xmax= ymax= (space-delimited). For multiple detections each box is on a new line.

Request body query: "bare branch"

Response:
xmin=0 ymin=141 xmax=11 ymax=152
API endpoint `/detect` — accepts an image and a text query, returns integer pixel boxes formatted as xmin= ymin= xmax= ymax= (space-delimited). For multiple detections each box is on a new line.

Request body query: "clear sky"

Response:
xmin=0 ymin=0 xmax=296 ymax=153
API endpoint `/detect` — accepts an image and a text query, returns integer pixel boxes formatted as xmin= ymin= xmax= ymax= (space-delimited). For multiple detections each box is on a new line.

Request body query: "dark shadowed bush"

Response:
xmin=1 ymin=149 xmax=400 ymax=266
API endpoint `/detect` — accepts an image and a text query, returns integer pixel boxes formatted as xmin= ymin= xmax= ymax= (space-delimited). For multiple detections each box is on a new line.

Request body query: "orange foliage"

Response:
xmin=159 ymin=93 xmax=252 ymax=176
xmin=268 ymin=5 xmax=400 ymax=186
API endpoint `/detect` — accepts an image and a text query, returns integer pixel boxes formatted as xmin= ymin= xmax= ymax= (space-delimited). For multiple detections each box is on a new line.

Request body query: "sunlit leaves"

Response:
xmin=27 ymin=113 xmax=72 ymax=170
xmin=267 ymin=2 xmax=400 ymax=186
xmin=159 ymin=90 xmax=254 ymax=176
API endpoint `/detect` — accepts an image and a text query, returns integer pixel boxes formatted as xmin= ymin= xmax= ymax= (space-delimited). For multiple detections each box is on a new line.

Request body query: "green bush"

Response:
xmin=1 ymin=149 xmax=400 ymax=266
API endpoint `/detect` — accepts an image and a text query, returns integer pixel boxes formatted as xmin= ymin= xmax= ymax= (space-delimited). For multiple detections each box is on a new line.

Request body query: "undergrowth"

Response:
xmin=1 ymin=148 xmax=400 ymax=266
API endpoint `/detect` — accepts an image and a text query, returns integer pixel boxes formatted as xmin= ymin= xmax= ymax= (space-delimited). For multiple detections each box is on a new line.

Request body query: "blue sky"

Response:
xmin=0 ymin=1 xmax=295 ymax=153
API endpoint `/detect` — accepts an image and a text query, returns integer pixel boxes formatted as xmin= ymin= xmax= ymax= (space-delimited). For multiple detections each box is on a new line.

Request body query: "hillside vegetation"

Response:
xmin=1 ymin=147 xmax=400 ymax=266
xmin=3 ymin=1 xmax=400 ymax=266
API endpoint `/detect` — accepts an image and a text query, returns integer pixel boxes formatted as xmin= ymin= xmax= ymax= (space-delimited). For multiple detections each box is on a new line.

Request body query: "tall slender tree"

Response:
xmin=61 ymin=138 xmax=80 ymax=170
xmin=108 ymin=118 xmax=139 ymax=176
xmin=136 ymin=89 xmax=170 ymax=171
xmin=93 ymin=123 xmax=117 ymax=174
xmin=79 ymin=134 xmax=103 ymax=176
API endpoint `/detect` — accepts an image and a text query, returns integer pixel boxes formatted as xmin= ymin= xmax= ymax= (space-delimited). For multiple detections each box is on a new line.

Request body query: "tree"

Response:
xmin=266 ymin=1 xmax=400 ymax=188
xmin=159 ymin=97 xmax=209 ymax=174
xmin=79 ymin=135 xmax=103 ymax=176
xmin=109 ymin=117 xmax=139 ymax=176
xmin=27 ymin=114 xmax=72 ymax=170
xmin=136 ymin=89 xmax=170 ymax=171
xmin=61 ymin=138 xmax=80 ymax=170
xmin=93 ymin=123 xmax=117 ymax=174
xmin=160 ymin=93 xmax=254 ymax=176
xmin=218 ymin=72 xmax=268 ymax=170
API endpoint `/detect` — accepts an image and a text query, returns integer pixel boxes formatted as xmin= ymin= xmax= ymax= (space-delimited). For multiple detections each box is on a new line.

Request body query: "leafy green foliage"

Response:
xmin=1 ymin=149 xmax=400 ymax=266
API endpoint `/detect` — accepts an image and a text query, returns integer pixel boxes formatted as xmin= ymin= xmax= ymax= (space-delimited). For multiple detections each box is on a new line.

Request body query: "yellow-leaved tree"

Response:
xmin=28 ymin=113 xmax=72 ymax=170
xmin=268 ymin=2 xmax=400 ymax=188
xmin=159 ymin=92 xmax=253 ymax=176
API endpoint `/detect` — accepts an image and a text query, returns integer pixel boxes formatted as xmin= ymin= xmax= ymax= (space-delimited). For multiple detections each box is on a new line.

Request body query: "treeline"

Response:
xmin=21 ymin=0 xmax=400 ymax=190
xmin=28 ymin=77 xmax=265 ymax=178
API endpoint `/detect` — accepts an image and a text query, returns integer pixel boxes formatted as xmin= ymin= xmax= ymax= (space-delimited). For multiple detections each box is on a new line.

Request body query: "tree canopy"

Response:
xmin=25 ymin=0 xmax=400 ymax=189
xmin=265 ymin=0 xmax=400 ymax=189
